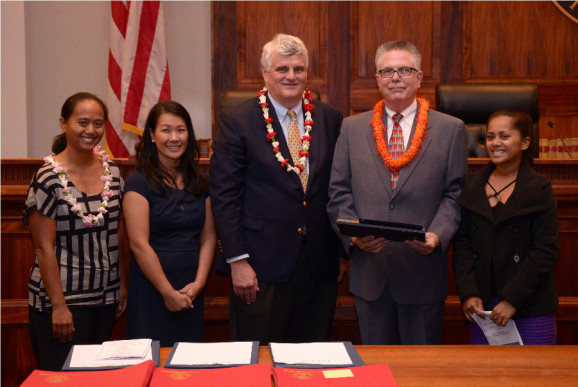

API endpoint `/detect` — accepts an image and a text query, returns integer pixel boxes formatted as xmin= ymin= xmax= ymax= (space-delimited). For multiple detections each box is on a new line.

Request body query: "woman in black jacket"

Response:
xmin=453 ymin=110 xmax=559 ymax=344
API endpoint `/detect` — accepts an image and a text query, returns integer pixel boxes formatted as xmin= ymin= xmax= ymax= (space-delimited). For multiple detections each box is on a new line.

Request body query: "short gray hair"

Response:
xmin=261 ymin=33 xmax=309 ymax=72
xmin=375 ymin=41 xmax=422 ymax=71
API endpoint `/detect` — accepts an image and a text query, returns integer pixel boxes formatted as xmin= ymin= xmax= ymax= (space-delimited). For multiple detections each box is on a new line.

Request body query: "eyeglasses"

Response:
xmin=377 ymin=67 xmax=418 ymax=78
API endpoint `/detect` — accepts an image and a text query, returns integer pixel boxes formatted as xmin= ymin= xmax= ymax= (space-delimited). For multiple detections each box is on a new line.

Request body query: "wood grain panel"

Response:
xmin=326 ymin=2 xmax=351 ymax=115
xmin=466 ymin=1 xmax=578 ymax=80
xmin=439 ymin=1 xmax=465 ymax=83
xmin=539 ymin=117 xmax=578 ymax=140
xmin=211 ymin=1 xmax=239 ymax=135
xmin=212 ymin=1 xmax=578 ymax=138
xmin=351 ymin=1 xmax=439 ymax=81
xmin=557 ymin=235 xmax=578 ymax=297
xmin=538 ymin=85 xmax=578 ymax=116
xmin=236 ymin=1 xmax=327 ymax=87
xmin=1 ymin=236 xmax=34 ymax=299
xmin=1 ymin=323 xmax=37 ymax=387
xmin=211 ymin=1 xmax=345 ymax=135
xmin=350 ymin=1 xmax=441 ymax=112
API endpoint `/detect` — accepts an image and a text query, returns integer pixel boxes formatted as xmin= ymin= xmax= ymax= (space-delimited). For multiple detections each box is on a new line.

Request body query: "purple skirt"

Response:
xmin=469 ymin=298 xmax=557 ymax=345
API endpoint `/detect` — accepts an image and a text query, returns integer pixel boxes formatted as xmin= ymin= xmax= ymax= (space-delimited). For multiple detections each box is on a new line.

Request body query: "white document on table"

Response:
xmin=94 ymin=338 xmax=152 ymax=360
xmin=69 ymin=343 xmax=153 ymax=368
xmin=270 ymin=342 xmax=353 ymax=365
xmin=472 ymin=311 xmax=524 ymax=345
xmin=170 ymin=342 xmax=254 ymax=365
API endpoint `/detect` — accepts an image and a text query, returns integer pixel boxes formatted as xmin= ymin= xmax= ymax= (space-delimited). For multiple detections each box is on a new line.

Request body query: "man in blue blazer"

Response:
xmin=210 ymin=34 xmax=343 ymax=344
xmin=327 ymin=41 xmax=467 ymax=344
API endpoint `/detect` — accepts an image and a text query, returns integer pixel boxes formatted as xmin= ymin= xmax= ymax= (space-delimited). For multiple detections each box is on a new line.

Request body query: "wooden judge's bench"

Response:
xmin=2 ymin=157 xmax=578 ymax=386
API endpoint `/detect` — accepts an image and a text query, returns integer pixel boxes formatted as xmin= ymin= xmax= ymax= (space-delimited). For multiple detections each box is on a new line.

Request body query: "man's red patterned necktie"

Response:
xmin=389 ymin=113 xmax=404 ymax=189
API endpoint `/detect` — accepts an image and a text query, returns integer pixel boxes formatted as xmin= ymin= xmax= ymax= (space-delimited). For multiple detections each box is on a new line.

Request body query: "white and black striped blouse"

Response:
xmin=24 ymin=160 xmax=124 ymax=312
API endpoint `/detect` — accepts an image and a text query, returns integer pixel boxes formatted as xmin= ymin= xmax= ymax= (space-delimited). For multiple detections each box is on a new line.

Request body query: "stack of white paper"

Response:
xmin=168 ymin=342 xmax=254 ymax=366
xmin=69 ymin=339 xmax=154 ymax=368
xmin=270 ymin=342 xmax=354 ymax=365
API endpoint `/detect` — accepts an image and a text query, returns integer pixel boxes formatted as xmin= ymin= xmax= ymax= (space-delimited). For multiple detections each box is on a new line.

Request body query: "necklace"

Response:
xmin=259 ymin=87 xmax=314 ymax=175
xmin=43 ymin=145 xmax=113 ymax=227
xmin=486 ymin=179 xmax=517 ymax=202
xmin=371 ymin=97 xmax=429 ymax=172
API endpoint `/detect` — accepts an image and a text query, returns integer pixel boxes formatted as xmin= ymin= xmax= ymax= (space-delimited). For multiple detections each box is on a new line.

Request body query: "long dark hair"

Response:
xmin=136 ymin=100 xmax=208 ymax=196
xmin=487 ymin=109 xmax=534 ymax=166
xmin=52 ymin=92 xmax=108 ymax=154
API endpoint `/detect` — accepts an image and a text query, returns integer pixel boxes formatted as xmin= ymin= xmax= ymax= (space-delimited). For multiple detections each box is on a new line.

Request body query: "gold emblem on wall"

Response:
xmin=553 ymin=1 xmax=578 ymax=24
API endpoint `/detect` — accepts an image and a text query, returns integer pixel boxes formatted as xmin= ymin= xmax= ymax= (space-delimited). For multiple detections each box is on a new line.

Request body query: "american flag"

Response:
xmin=106 ymin=1 xmax=171 ymax=158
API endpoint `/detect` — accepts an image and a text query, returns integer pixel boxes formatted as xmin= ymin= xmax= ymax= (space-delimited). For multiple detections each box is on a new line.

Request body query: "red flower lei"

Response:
xmin=371 ymin=97 xmax=429 ymax=172
xmin=259 ymin=87 xmax=314 ymax=175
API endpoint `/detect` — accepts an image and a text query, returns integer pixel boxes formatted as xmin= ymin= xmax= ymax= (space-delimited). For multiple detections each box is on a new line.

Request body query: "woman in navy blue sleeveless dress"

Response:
xmin=123 ymin=101 xmax=216 ymax=347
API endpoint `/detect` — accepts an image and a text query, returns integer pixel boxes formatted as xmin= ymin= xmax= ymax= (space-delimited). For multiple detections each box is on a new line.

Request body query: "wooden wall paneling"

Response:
xmin=538 ymin=84 xmax=578 ymax=140
xmin=211 ymin=1 xmax=239 ymax=137
xmin=211 ymin=1 xmax=347 ymax=133
xmin=351 ymin=1 xmax=439 ymax=81
xmin=443 ymin=296 xmax=471 ymax=344
xmin=1 ymin=322 xmax=37 ymax=387
xmin=558 ymin=322 xmax=578 ymax=345
xmin=556 ymin=296 xmax=578 ymax=344
xmin=553 ymin=178 xmax=578 ymax=344
xmin=462 ymin=2 xmax=578 ymax=140
xmin=329 ymin=294 xmax=360 ymax=343
xmin=439 ymin=1 xmax=465 ymax=83
xmin=326 ymin=1 xmax=351 ymax=115
xmin=555 ymin=204 xmax=578 ymax=297
xmin=1 ymin=180 xmax=36 ymax=301
xmin=557 ymin=233 xmax=578 ymax=296
xmin=446 ymin=244 xmax=458 ymax=295
xmin=0 ymin=160 xmax=40 ymax=185
xmin=212 ymin=2 xmax=578 ymax=136
xmin=539 ymin=85 xmax=578 ymax=116
xmin=1 ymin=233 xmax=34 ymax=299
xmin=237 ymin=2 xmax=328 ymax=89
xmin=465 ymin=1 xmax=578 ymax=80
xmin=350 ymin=1 xmax=441 ymax=113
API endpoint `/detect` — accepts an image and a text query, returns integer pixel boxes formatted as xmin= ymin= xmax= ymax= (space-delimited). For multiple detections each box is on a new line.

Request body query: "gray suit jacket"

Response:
xmin=327 ymin=103 xmax=466 ymax=304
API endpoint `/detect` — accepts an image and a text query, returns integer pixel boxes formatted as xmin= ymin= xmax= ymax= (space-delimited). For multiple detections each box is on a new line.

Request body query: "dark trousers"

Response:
xmin=29 ymin=304 xmax=117 ymax=370
xmin=355 ymin=282 xmax=445 ymax=345
xmin=230 ymin=243 xmax=337 ymax=345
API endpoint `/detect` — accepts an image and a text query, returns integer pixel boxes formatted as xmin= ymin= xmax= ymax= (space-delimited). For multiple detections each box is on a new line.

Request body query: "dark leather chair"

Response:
xmin=435 ymin=83 xmax=539 ymax=157
xmin=220 ymin=89 xmax=321 ymax=111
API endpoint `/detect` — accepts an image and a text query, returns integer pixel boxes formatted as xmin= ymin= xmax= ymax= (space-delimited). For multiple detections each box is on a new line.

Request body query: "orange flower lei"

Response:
xmin=371 ymin=97 xmax=429 ymax=172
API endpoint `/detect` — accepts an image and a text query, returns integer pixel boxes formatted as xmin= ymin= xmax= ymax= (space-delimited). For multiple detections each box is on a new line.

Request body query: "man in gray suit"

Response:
xmin=327 ymin=41 xmax=466 ymax=344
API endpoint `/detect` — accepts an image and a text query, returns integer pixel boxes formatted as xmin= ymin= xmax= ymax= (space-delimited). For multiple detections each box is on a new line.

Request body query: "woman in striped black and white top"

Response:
xmin=24 ymin=92 xmax=127 ymax=370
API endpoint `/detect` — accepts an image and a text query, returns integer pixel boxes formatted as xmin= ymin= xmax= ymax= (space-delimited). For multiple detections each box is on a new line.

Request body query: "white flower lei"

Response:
xmin=43 ymin=145 xmax=113 ymax=228
xmin=259 ymin=87 xmax=314 ymax=175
